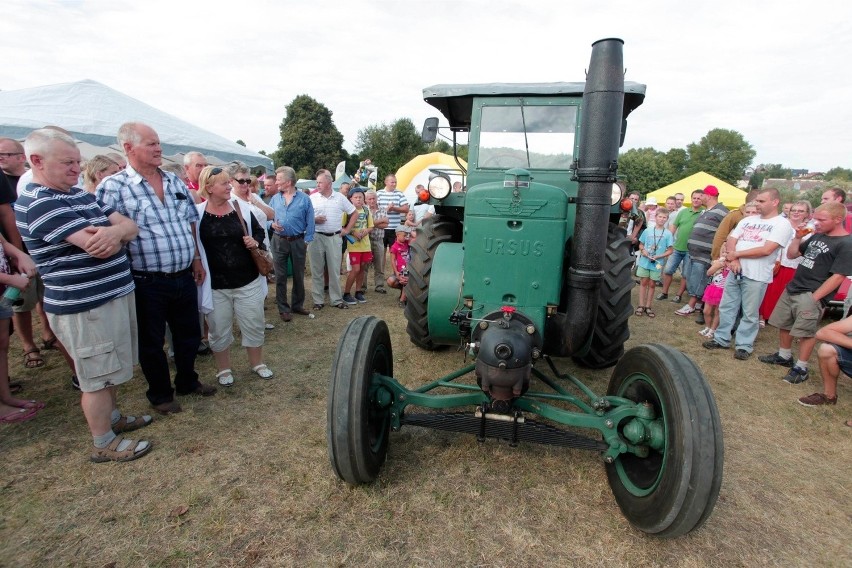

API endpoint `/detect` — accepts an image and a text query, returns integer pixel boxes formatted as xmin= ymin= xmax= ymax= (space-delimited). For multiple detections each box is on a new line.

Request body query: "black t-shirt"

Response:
xmin=787 ymin=233 xmax=852 ymax=298
xmin=199 ymin=209 xmax=266 ymax=289
xmin=0 ymin=170 xmax=15 ymax=206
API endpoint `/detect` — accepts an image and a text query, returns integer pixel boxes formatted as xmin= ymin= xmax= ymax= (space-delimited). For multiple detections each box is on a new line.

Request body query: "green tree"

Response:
xmin=825 ymin=167 xmax=852 ymax=182
xmin=236 ymin=139 xmax=246 ymax=147
xmin=748 ymin=172 xmax=765 ymax=189
xmin=355 ymin=118 xmax=427 ymax=177
xmin=665 ymin=148 xmax=689 ymax=178
xmin=273 ymin=95 xmax=344 ymax=175
xmin=618 ymin=147 xmax=677 ymax=194
xmin=762 ymin=163 xmax=791 ymax=179
xmin=685 ymin=128 xmax=756 ymax=185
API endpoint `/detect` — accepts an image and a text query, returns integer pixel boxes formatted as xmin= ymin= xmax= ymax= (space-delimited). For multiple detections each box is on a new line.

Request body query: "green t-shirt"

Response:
xmin=672 ymin=208 xmax=703 ymax=251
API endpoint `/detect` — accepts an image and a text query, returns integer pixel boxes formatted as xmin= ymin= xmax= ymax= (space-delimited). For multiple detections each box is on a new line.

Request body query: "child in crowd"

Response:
xmin=635 ymin=208 xmax=674 ymax=318
xmin=387 ymin=225 xmax=412 ymax=307
xmin=699 ymin=244 xmax=730 ymax=339
xmin=341 ymin=189 xmax=374 ymax=305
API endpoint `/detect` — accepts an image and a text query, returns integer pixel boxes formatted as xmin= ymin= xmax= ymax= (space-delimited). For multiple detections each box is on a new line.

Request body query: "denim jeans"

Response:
xmin=686 ymin=259 xmax=710 ymax=300
xmin=133 ymin=271 xmax=201 ymax=405
xmin=664 ymin=249 xmax=690 ymax=276
xmin=713 ymin=275 xmax=768 ymax=353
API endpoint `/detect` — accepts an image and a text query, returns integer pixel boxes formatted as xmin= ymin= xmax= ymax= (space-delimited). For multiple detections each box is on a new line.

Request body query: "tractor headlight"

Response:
xmin=611 ymin=182 xmax=624 ymax=206
xmin=428 ymin=173 xmax=452 ymax=200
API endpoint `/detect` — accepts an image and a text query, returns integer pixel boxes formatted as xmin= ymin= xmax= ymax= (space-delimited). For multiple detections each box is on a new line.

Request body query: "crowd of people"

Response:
xmin=630 ymin=184 xmax=852 ymax=427
xmin=3 ymin=124 xmax=850 ymax=461
xmin=0 ymin=124 xmax=433 ymax=462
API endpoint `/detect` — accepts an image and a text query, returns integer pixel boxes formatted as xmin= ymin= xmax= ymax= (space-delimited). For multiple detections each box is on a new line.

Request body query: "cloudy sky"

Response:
xmin=4 ymin=0 xmax=851 ymax=172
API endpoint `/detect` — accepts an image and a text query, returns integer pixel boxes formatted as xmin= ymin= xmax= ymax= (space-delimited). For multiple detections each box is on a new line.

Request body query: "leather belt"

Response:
xmin=131 ymin=267 xmax=191 ymax=279
xmin=318 ymin=231 xmax=341 ymax=237
xmin=276 ymin=233 xmax=305 ymax=241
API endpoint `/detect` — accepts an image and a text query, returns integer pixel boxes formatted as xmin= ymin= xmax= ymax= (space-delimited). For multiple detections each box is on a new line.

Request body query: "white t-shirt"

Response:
xmin=412 ymin=203 xmax=435 ymax=225
xmin=310 ymin=191 xmax=355 ymax=233
xmin=730 ymin=214 xmax=794 ymax=283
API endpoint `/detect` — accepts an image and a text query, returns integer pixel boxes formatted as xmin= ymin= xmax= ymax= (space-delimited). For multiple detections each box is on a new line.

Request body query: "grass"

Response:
xmin=1 ymin=276 xmax=851 ymax=567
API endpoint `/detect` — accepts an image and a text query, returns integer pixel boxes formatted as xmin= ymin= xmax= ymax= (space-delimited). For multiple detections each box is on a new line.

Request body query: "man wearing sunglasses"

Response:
xmin=97 ymin=122 xmax=216 ymax=416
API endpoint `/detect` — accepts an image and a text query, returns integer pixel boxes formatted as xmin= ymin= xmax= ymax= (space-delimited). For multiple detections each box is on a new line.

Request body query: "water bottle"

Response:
xmin=0 ymin=275 xmax=26 ymax=308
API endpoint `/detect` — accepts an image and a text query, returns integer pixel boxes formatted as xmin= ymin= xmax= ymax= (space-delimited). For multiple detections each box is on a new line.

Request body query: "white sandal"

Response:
xmin=216 ymin=369 xmax=234 ymax=387
xmin=252 ymin=364 xmax=274 ymax=379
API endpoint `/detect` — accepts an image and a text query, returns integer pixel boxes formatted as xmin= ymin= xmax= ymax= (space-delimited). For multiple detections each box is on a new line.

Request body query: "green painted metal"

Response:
xmin=370 ymin=364 xmax=663 ymax=463
xmin=425 ymin=242 xmax=465 ymax=344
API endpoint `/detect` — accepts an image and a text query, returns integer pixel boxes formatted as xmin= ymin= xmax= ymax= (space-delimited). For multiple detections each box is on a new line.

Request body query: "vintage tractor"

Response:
xmin=327 ymin=38 xmax=723 ymax=538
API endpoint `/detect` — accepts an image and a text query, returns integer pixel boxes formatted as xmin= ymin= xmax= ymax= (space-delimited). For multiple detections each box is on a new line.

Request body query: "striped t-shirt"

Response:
xmin=15 ymin=184 xmax=134 ymax=315
xmin=376 ymin=189 xmax=407 ymax=229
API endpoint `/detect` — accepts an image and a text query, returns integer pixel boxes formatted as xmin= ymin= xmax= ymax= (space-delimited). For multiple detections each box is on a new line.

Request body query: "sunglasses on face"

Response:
xmin=234 ymin=178 xmax=251 ymax=185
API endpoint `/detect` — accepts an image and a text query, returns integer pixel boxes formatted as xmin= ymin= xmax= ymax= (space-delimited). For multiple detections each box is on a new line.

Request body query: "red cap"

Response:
xmin=703 ymin=185 xmax=719 ymax=197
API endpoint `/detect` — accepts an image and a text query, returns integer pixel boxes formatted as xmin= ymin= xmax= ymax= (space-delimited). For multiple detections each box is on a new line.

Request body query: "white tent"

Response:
xmin=0 ymin=79 xmax=273 ymax=170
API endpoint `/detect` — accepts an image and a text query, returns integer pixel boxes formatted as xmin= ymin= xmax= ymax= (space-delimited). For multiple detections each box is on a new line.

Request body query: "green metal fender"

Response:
xmin=426 ymin=242 xmax=465 ymax=345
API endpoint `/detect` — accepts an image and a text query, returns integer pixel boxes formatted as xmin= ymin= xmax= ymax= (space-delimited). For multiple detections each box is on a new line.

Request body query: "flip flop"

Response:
xmin=10 ymin=400 xmax=45 ymax=411
xmin=0 ymin=406 xmax=40 ymax=424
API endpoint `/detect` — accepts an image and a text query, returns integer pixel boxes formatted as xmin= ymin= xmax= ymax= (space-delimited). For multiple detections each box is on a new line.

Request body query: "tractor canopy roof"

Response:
xmin=423 ymin=81 xmax=646 ymax=131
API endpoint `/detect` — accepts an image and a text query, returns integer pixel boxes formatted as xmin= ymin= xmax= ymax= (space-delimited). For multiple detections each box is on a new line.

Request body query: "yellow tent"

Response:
xmin=395 ymin=152 xmax=467 ymax=204
xmin=646 ymin=172 xmax=747 ymax=208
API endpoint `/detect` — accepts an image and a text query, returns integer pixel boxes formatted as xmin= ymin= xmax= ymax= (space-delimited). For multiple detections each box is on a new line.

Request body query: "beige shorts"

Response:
xmin=13 ymin=273 xmax=45 ymax=313
xmin=768 ymin=290 xmax=822 ymax=338
xmin=47 ymin=292 xmax=139 ymax=393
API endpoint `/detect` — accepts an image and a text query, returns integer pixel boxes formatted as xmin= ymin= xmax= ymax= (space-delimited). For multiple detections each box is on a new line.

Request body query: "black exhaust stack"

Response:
xmin=549 ymin=38 xmax=625 ymax=356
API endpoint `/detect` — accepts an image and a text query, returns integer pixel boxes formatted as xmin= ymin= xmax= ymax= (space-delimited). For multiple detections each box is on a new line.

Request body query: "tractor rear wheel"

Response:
xmin=572 ymin=222 xmax=634 ymax=369
xmin=605 ymin=344 xmax=724 ymax=537
xmin=404 ymin=215 xmax=463 ymax=350
xmin=327 ymin=316 xmax=393 ymax=485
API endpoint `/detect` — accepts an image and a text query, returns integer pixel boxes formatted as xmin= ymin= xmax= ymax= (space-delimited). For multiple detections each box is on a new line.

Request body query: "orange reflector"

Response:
xmin=418 ymin=190 xmax=430 ymax=203
xmin=620 ymin=198 xmax=633 ymax=211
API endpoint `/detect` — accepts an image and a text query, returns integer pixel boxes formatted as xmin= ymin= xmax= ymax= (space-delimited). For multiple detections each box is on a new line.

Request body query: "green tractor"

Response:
xmin=327 ymin=38 xmax=723 ymax=538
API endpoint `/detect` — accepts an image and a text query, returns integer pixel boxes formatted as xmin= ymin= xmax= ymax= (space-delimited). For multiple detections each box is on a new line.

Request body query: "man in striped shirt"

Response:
xmin=376 ymin=174 xmax=409 ymax=252
xmin=97 ymin=122 xmax=215 ymax=416
xmin=16 ymin=128 xmax=152 ymax=462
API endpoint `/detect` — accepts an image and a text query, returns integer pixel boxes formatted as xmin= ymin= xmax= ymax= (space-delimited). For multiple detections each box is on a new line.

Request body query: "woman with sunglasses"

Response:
xmin=229 ymin=165 xmax=275 ymax=252
xmin=760 ymin=200 xmax=814 ymax=325
xmin=195 ymin=166 xmax=273 ymax=386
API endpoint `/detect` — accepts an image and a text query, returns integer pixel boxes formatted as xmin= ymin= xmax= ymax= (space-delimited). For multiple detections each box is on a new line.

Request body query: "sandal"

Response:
xmin=251 ymin=364 xmax=274 ymax=379
xmin=634 ymin=306 xmax=646 ymax=316
xmin=90 ymin=436 xmax=152 ymax=463
xmin=112 ymin=414 xmax=153 ymax=434
xmin=9 ymin=399 xmax=45 ymax=411
xmin=313 ymin=304 xmax=324 ymax=311
xmin=646 ymin=308 xmax=656 ymax=318
xmin=0 ymin=406 xmax=40 ymax=423
xmin=23 ymin=348 xmax=44 ymax=369
xmin=40 ymin=336 xmax=59 ymax=351
xmin=216 ymin=369 xmax=234 ymax=387
xmin=335 ymin=303 xmax=349 ymax=309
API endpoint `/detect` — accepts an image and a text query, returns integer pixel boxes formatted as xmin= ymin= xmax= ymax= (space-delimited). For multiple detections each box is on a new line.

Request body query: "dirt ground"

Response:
xmin=1 ymin=275 xmax=850 ymax=567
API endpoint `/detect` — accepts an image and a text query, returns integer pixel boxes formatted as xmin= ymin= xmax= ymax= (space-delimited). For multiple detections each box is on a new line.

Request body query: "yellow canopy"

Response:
xmin=646 ymin=172 xmax=747 ymax=208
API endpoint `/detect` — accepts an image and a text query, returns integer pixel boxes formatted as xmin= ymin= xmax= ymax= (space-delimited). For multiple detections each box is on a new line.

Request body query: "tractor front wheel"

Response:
xmin=605 ymin=344 xmax=724 ymax=537
xmin=327 ymin=316 xmax=393 ymax=485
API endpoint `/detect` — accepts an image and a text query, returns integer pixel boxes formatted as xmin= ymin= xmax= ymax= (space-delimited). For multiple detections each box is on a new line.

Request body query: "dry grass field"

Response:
xmin=1 ymin=275 xmax=850 ymax=567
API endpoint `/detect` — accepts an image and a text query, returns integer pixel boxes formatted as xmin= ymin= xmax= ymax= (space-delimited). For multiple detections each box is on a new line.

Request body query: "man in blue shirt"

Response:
xmin=269 ymin=166 xmax=315 ymax=322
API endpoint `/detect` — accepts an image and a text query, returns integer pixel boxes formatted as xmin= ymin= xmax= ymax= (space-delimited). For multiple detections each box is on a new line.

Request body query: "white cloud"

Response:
xmin=3 ymin=0 xmax=851 ymax=171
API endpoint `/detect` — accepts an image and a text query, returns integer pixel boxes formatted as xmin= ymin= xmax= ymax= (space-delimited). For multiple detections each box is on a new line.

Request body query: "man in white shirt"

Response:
xmin=704 ymin=188 xmax=793 ymax=359
xmin=308 ymin=169 xmax=357 ymax=309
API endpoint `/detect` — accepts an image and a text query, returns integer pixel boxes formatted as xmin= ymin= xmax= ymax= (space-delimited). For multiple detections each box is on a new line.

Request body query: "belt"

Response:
xmin=276 ymin=233 xmax=305 ymax=241
xmin=131 ymin=267 xmax=191 ymax=279
xmin=318 ymin=231 xmax=341 ymax=237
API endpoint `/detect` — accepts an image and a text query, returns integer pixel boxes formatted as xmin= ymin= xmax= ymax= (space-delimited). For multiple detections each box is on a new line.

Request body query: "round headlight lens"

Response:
xmin=429 ymin=175 xmax=452 ymax=200
xmin=611 ymin=182 xmax=624 ymax=206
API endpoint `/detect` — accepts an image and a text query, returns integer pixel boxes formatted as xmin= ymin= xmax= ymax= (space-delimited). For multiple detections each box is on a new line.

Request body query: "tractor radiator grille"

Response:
xmin=401 ymin=412 xmax=607 ymax=451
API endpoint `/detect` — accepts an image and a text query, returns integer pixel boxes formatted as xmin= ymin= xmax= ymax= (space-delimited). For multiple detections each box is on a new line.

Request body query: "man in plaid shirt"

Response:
xmin=362 ymin=190 xmax=389 ymax=294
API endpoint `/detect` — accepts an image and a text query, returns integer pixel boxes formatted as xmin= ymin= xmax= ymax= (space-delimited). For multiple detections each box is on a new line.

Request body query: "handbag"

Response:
xmin=232 ymin=202 xmax=274 ymax=276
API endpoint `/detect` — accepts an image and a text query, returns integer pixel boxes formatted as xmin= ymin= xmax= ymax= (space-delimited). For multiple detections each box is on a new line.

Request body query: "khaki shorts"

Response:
xmin=47 ymin=292 xmax=139 ymax=393
xmin=768 ymin=290 xmax=822 ymax=338
xmin=13 ymin=273 xmax=45 ymax=313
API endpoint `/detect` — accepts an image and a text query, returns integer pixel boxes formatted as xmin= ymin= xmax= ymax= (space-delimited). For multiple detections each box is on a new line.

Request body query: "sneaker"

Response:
xmin=734 ymin=349 xmax=751 ymax=360
xmin=655 ymin=292 xmax=668 ymax=301
xmin=675 ymin=304 xmax=695 ymax=316
xmin=705 ymin=329 xmax=715 ymax=339
xmin=783 ymin=366 xmax=809 ymax=384
xmin=354 ymin=292 xmax=367 ymax=303
xmin=695 ymin=312 xmax=705 ymax=325
xmin=703 ymin=340 xmax=728 ymax=350
xmin=671 ymin=295 xmax=682 ymax=303
xmin=798 ymin=392 xmax=837 ymax=407
xmin=342 ymin=293 xmax=357 ymax=305
xmin=758 ymin=352 xmax=794 ymax=367
xmin=698 ymin=327 xmax=711 ymax=337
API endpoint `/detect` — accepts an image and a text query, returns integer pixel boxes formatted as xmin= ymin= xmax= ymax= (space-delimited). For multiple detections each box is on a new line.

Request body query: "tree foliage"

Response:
xmin=618 ymin=147 xmax=677 ymax=195
xmin=273 ymin=95 xmax=344 ymax=178
xmin=761 ymin=163 xmax=792 ymax=179
xmin=355 ymin=118 xmax=427 ymax=178
xmin=685 ymin=128 xmax=756 ymax=185
xmin=665 ymin=148 xmax=689 ymax=178
xmin=825 ymin=167 xmax=852 ymax=182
